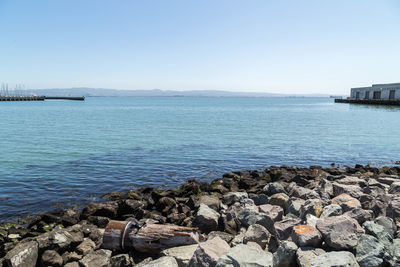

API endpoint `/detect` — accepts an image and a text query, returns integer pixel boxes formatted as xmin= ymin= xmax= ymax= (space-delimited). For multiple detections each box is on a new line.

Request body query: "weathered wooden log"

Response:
xmin=102 ymin=220 xmax=200 ymax=253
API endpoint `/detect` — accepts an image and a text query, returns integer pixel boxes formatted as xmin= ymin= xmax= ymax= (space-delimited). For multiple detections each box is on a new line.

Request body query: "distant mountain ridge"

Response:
xmin=28 ymin=87 xmax=331 ymax=98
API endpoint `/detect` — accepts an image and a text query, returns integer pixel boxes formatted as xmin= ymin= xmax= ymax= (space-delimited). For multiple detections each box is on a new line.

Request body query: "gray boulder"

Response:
xmin=62 ymin=251 xmax=82 ymax=264
xmin=81 ymin=201 xmax=119 ymax=218
xmin=289 ymin=186 xmax=320 ymax=200
xmin=287 ymin=198 xmax=306 ymax=217
xmin=332 ymin=183 xmax=363 ymax=198
xmin=64 ymin=263 xmax=80 ymax=267
xmin=291 ymin=225 xmax=322 ymax=247
xmin=377 ymin=176 xmax=400 ymax=185
xmin=88 ymin=227 xmax=103 ymax=249
xmin=363 ymin=221 xmax=393 ymax=251
xmin=161 ymin=244 xmax=198 ymax=267
xmin=243 ymin=224 xmax=271 ymax=249
xmin=370 ymin=195 xmax=389 ymax=218
xmin=273 ymin=241 xmax=298 ymax=267
xmin=35 ymin=227 xmax=83 ymax=251
xmin=194 ymin=203 xmax=220 ymax=233
xmin=316 ymin=215 xmax=364 ymax=250
xmin=389 ymin=182 xmax=400 ymax=194
xmin=109 ymin=254 xmax=133 ymax=267
xmin=320 ymin=179 xmax=334 ymax=197
xmin=216 ymin=244 xmax=273 ymax=267
xmin=300 ymin=198 xmax=324 ymax=219
xmin=230 ymin=227 xmax=246 ymax=246
xmin=274 ymin=218 xmax=301 ymax=240
xmin=296 ymin=247 xmax=325 ymax=267
xmin=263 ymin=182 xmax=287 ymax=195
xmin=188 ymin=237 xmax=230 ymax=267
xmin=199 ymin=195 xmax=221 ymax=211
xmin=251 ymin=193 xmax=269 ymax=205
xmin=139 ymin=256 xmax=178 ymax=267
xmin=79 ymin=249 xmax=112 ymax=267
xmin=387 ymin=195 xmax=400 ymax=223
xmin=343 ymin=208 xmax=373 ymax=225
xmin=374 ymin=216 xmax=396 ymax=239
xmin=221 ymin=202 xmax=244 ymax=234
xmin=246 ymin=241 xmax=263 ymax=251
xmin=41 ymin=250 xmax=63 ymax=267
xmin=337 ymin=176 xmax=366 ymax=186
xmin=320 ymin=204 xmax=342 ymax=218
xmin=239 ymin=197 xmax=255 ymax=207
xmin=311 ymin=251 xmax=359 ymax=267
xmin=268 ymin=193 xmax=290 ymax=210
xmin=258 ymin=204 xmax=283 ymax=221
xmin=237 ymin=208 xmax=275 ymax=235
xmin=207 ymin=231 xmax=234 ymax=243
xmin=356 ymin=234 xmax=385 ymax=267
xmin=222 ymin=192 xmax=248 ymax=206
xmin=392 ymin=238 xmax=400 ymax=265
xmin=363 ymin=184 xmax=387 ymax=197
xmin=76 ymin=238 xmax=96 ymax=255
xmin=4 ymin=241 xmax=38 ymax=267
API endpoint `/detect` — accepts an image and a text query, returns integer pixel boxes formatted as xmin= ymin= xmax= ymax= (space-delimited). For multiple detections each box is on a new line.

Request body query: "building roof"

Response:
xmin=351 ymin=86 xmax=372 ymax=90
xmin=372 ymin=83 xmax=400 ymax=87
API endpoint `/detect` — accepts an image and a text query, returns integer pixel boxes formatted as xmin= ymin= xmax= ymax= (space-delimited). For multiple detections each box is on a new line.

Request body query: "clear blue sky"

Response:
xmin=1 ymin=0 xmax=399 ymax=94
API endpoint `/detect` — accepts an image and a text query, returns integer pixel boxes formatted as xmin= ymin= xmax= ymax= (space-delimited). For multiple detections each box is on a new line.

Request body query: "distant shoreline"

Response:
xmin=27 ymin=88 xmax=339 ymax=98
xmin=83 ymin=95 xmax=335 ymax=98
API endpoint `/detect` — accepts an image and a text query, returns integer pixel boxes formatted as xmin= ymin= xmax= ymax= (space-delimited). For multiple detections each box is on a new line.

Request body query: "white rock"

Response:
xmin=311 ymin=251 xmax=359 ymax=267
xmin=216 ymin=244 xmax=273 ymax=267
xmin=4 ymin=241 xmax=38 ymax=267
xmin=138 ymin=256 xmax=178 ymax=267
xmin=161 ymin=244 xmax=198 ymax=267
xmin=188 ymin=237 xmax=230 ymax=267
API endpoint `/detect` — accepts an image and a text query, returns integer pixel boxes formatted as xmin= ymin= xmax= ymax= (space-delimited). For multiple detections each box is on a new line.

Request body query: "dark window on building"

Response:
xmin=389 ymin=90 xmax=395 ymax=99
xmin=373 ymin=91 xmax=381 ymax=99
xmin=356 ymin=92 xmax=360 ymax=99
xmin=365 ymin=91 xmax=370 ymax=99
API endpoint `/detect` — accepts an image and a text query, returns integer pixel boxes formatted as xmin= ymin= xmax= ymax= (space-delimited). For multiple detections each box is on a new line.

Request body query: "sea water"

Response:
xmin=0 ymin=97 xmax=399 ymax=220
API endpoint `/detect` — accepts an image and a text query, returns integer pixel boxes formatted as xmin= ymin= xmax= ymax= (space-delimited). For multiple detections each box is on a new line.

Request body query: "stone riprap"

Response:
xmin=1 ymin=165 xmax=400 ymax=266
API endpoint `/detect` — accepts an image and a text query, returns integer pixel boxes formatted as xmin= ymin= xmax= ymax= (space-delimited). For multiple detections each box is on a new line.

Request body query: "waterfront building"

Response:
xmin=351 ymin=83 xmax=400 ymax=100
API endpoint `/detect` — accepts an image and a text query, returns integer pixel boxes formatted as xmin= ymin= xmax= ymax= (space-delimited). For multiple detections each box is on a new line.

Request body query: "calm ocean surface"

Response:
xmin=1 ymin=97 xmax=399 ymax=221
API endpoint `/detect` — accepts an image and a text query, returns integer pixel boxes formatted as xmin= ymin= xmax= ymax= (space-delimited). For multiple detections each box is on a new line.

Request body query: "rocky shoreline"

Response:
xmin=1 ymin=164 xmax=400 ymax=266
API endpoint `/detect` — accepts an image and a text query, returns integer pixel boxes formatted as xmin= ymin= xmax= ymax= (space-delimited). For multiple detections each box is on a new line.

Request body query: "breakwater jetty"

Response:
xmin=1 ymin=164 xmax=400 ymax=266
xmin=44 ymin=96 xmax=85 ymax=101
xmin=0 ymin=96 xmax=85 ymax=101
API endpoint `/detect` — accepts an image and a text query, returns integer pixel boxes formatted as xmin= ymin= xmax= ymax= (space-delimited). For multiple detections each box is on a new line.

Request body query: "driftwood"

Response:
xmin=102 ymin=220 xmax=200 ymax=253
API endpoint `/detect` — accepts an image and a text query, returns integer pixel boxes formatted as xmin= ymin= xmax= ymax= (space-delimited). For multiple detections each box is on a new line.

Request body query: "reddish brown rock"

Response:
xmin=291 ymin=225 xmax=322 ymax=247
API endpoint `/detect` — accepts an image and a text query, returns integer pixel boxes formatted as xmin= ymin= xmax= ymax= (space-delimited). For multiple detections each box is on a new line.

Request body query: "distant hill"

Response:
xmin=27 ymin=87 xmax=331 ymax=98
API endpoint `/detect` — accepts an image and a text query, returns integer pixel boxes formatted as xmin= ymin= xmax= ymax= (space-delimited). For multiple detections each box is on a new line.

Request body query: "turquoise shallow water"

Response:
xmin=0 ymin=97 xmax=399 ymax=221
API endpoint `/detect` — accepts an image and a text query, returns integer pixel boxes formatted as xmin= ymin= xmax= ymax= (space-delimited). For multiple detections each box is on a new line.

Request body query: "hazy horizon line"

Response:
xmin=27 ymin=87 xmax=346 ymax=96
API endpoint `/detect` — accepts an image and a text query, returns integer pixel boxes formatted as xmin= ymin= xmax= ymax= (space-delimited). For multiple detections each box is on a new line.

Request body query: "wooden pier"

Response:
xmin=0 ymin=96 xmax=45 ymax=101
xmin=335 ymin=98 xmax=400 ymax=106
xmin=0 ymin=96 xmax=85 ymax=101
